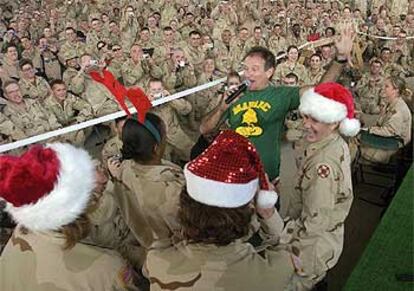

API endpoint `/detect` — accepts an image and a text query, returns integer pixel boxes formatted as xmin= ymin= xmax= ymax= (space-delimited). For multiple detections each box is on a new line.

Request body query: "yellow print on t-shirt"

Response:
xmin=233 ymin=101 xmax=272 ymax=137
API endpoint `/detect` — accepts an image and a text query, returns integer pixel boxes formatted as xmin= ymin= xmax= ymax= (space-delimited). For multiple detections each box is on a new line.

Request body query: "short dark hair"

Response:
xmin=284 ymin=72 xmax=299 ymax=82
xmin=325 ymin=27 xmax=336 ymax=35
xmin=19 ymin=59 xmax=33 ymax=70
xmin=244 ymin=46 xmax=276 ymax=71
xmin=287 ymin=45 xmax=299 ymax=53
xmin=227 ymin=71 xmax=241 ymax=82
xmin=149 ymin=77 xmax=163 ymax=85
xmin=163 ymin=26 xmax=173 ymax=32
xmin=310 ymin=53 xmax=322 ymax=60
xmin=3 ymin=80 xmax=19 ymax=92
xmin=4 ymin=44 xmax=17 ymax=54
xmin=121 ymin=113 xmax=165 ymax=163
xmin=65 ymin=26 xmax=76 ymax=33
xmin=178 ymin=190 xmax=253 ymax=246
xmin=141 ymin=26 xmax=150 ymax=32
xmin=381 ymin=47 xmax=391 ymax=54
xmin=50 ymin=79 xmax=66 ymax=89
xmin=189 ymin=30 xmax=201 ymax=38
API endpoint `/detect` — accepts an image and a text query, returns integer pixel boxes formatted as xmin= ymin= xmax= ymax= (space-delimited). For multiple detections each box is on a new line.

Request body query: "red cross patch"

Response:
xmin=317 ymin=164 xmax=330 ymax=178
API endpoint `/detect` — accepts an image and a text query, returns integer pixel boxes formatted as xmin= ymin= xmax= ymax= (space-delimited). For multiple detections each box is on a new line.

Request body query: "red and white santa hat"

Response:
xmin=300 ymin=82 xmax=360 ymax=136
xmin=0 ymin=143 xmax=95 ymax=231
xmin=184 ymin=130 xmax=277 ymax=208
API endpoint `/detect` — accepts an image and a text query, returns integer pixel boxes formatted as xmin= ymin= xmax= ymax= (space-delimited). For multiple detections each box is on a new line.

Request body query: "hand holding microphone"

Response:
xmin=225 ymin=80 xmax=251 ymax=104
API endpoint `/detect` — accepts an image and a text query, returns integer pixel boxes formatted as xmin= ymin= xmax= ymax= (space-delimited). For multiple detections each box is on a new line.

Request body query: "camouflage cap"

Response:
xmin=64 ymin=50 xmax=78 ymax=62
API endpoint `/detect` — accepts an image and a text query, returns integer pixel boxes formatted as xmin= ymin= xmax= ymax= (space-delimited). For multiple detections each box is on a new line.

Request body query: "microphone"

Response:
xmin=225 ymin=80 xmax=251 ymax=104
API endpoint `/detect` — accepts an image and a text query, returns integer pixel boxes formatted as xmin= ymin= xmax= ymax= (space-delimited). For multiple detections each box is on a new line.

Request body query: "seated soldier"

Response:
xmin=148 ymin=78 xmax=194 ymax=163
xmin=358 ymin=76 xmax=412 ymax=164
xmin=2 ymin=80 xmax=61 ymax=138
xmin=0 ymin=143 xmax=139 ymax=290
xmin=18 ymin=59 xmax=51 ymax=101
xmin=145 ymin=131 xmax=298 ymax=291
xmin=43 ymin=80 xmax=93 ymax=146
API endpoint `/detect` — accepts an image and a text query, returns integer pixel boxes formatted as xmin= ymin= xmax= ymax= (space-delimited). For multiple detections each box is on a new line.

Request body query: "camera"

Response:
xmin=89 ymin=60 xmax=99 ymax=66
xmin=152 ymin=92 xmax=164 ymax=99
xmin=112 ymin=154 xmax=123 ymax=162
xmin=142 ymin=48 xmax=154 ymax=57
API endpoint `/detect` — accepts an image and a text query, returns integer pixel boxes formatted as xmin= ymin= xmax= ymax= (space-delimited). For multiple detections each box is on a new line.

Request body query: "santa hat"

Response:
xmin=0 ymin=143 xmax=95 ymax=231
xmin=299 ymin=82 xmax=360 ymax=136
xmin=184 ymin=130 xmax=277 ymax=208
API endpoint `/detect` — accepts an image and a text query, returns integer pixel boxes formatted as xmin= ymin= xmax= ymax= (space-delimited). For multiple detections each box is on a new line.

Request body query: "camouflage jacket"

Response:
xmin=113 ymin=160 xmax=185 ymax=248
xmin=361 ymin=97 xmax=412 ymax=163
xmin=146 ymin=211 xmax=296 ymax=291
xmin=279 ymin=133 xmax=353 ymax=284
xmin=0 ymin=226 xmax=139 ymax=291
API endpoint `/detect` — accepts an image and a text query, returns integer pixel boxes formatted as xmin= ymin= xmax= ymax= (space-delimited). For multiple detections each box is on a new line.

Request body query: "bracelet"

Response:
xmin=335 ymin=56 xmax=348 ymax=64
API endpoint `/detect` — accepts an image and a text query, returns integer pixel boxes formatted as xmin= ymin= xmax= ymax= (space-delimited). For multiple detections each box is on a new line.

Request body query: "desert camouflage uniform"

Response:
xmin=213 ymin=40 xmax=232 ymax=74
xmin=183 ymin=45 xmax=206 ymax=77
xmin=62 ymin=67 xmax=84 ymax=96
xmin=267 ymin=35 xmax=288 ymax=56
xmin=58 ymin=42 xmax=86 ymax=64
xmin=285 ymin=110 xmax=307 ymax=169
xmin=279 ymin=132 xmax=353 ymax=289
xmin=3 ymin=99 xmax=61 ymax=138
xmin=84 ymin=77 xmax=119 ymax=117
xmin=102 ymin=135 xmax=123 ymax=167
xmin=286 ymin=33 xmax=306 ymax=48
xmin=304 ymin=68 xmax=326 ymax=86
xmin=243 ymin=37 xmax=267 ymax=56
xmin=121 ymin=58 xmax=163 ymax=88
xmin=0 ymin=226 xmax=139 ymax=291
xmin=0 ymin=111 xmax=26 ymax=141
xmin=382 ymin=61 xmax=405 ymax=78
xmin=0 ymin=58 xmax=19 ymax=82
xmin=21 ymin=47 xmax=42 ymax=69
xmin=120 ymin=17 xmax=139 ymax=51
xmin=355 ymin=73 xmax=385 ymax=114
xmin=361 ymin=97 xmax=412 ymax=163
xmin=151 ymin=98 xmax=194 ymax=162
xmin=18 ymin=76 xmax=51 ymax=101
xmin=186 ymin=72 xmax=224 ymax=135
xmin=39 ymin=49 xmax=62 ymax=81
xmin=86 ymin=186 xmax=146 ymax=269
xmin=146 ymin=211 xmax=297 ymax=291
xmin=274 ymin=61 xmax=308 ymax=84
xmin=229 ymin=39 xmax=247 ymax=71
xmin=107 ymin=57 xmax=126 ymax=81
xmin=43 ymin=93 xmax=93 ymax=145
xmin=161 ymin=61 xmax=197 ymax=93
xmin=112 ymin=160 xmax=185 ymax=249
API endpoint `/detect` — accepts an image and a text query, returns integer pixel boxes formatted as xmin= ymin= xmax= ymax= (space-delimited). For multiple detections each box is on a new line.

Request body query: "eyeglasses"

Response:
xmin=112 ymin=47 xmax=121 ymax=52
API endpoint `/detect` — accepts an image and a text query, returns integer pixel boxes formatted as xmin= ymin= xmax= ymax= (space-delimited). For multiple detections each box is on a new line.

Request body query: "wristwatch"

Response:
xmin=335 ymin=55 xmax=348 ymax=64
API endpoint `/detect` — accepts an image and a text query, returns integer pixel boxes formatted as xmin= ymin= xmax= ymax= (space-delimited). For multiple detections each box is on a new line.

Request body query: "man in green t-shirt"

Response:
xmin=201 ymin=26 xmax=355 ymax=182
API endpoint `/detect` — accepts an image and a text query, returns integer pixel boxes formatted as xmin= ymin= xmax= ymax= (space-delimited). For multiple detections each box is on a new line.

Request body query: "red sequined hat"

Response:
xmin=184 ymin=130 xmax=278 ymax=208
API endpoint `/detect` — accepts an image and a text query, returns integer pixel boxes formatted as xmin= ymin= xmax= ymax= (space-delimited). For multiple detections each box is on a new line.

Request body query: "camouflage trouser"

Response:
xmin=286 ymin=272 xmax=326 ymax=291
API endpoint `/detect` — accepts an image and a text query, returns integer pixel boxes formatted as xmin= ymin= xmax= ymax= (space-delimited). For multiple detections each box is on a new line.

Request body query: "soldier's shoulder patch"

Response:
xmin=316 ymin=164 xmax=331 ymax=178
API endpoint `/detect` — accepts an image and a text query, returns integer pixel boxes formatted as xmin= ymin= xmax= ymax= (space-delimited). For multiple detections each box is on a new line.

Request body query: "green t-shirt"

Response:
xmin=225 ymin=85 xmax=300 ymax=180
